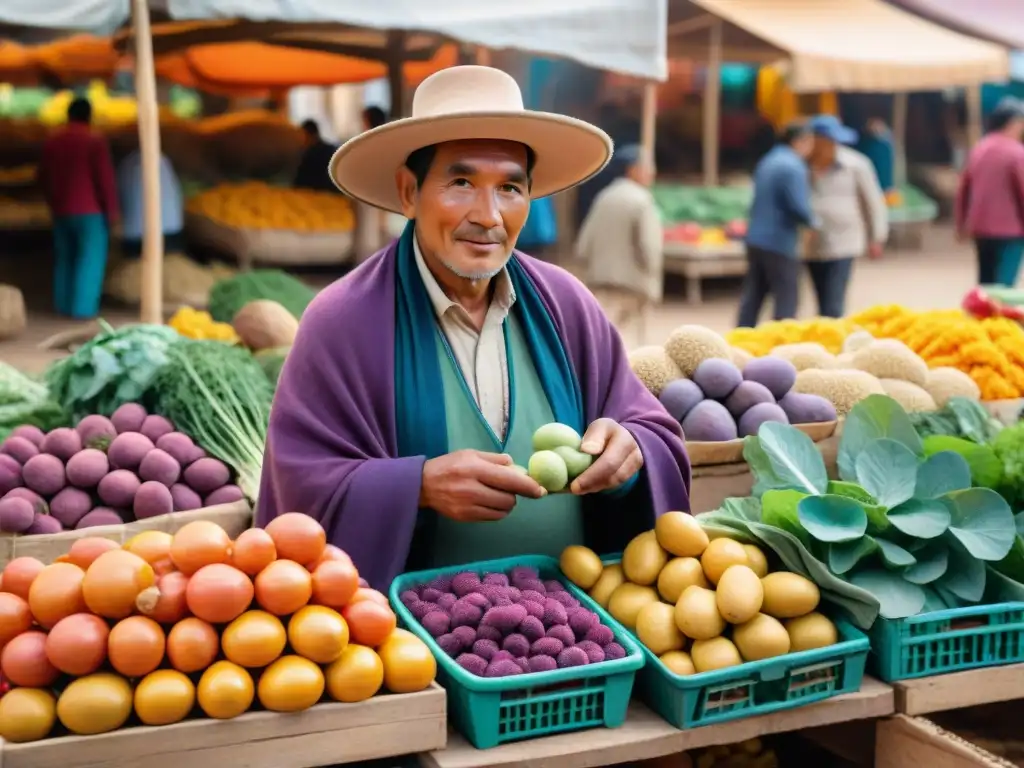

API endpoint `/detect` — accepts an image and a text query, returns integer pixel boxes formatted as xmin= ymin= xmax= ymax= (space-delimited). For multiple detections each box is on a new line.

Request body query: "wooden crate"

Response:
xmin=0 ymin=684 xmax=447 ymax=768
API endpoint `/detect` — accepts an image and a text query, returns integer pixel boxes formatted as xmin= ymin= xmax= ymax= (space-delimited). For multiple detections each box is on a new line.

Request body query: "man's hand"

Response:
xmin=868 ymin=242 xmax=883 ymax=260
xmin=570 ymin=418 xmax=643 ymax=495
xmin=420 ymin=449 xmax=546 ymax=522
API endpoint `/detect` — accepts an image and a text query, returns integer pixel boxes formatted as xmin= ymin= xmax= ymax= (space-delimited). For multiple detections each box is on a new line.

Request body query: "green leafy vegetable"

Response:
xmin=904 ymin=543 xmax=948 ymax=585
xmin=838 ymin=394 xmax=923 ymax=482
xmin=915 ymin=451 xmax=973 ymax=499
xmin=743 ymin=421 xmax=828 ymax=495
xmin=0 ymin=362 xmax=69 ymax=440
xmin=208 ymin=270 xmax=317 ymax=323
xmin=909 ymin=396 xmax=1003 ymax=444
xmin=887 ymin=498 xmax=950 ymax=539
xmin=875 ymin=538 xmax=917 ymax=568
xmin=854 ymin=438 xmax=918 ymax=508
xmin=924 ymin=435 xmax=1003 ymax=490
xmin=943 ymin=487 xmax=1016 ymax=561
xmin=797 ymin=495 xmax=867 ymax=542
xmin=849 ymin=568 xmax=926 ymax=619
xmin=993 ymin=422 xmax=1024 ymax=508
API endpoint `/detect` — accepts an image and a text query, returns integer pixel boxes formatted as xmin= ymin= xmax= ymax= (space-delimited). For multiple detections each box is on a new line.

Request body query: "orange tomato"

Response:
xmin=1 ymin=630 xmax=58 ymax=687
xmin=221 ymin=611 xmax=287 ymax=668
xmin=231 ymin=529 xmax=277 ymax=576
xmin=307 ymin=544 xmax=353 ymax=570
xmin=377 ymin=630 xmax=437 ymax=694
xmin=185 ymin=564 xmax=254 ymax=624
xmin=123 ymin=531 xmax=174 ymax=574
xmin=288 ymin=605 xmax=348 ymax=664
xmin=0 ymin=592 xmax=31 ymax=646
xmin=167 ymin=617 xmax=219 ymax=673
xmin=324 ymin=644 xmax=384 ymax=703
xmin=254 ymin=560 xmax=312 ymax=616
xmin=1 ymin=557 xmax=44 ymax=601
xmin=82 ymin=550 xmax=155 ymax=620
xmin=264 ymin=513 xmax=326 ymax=565
xmin=311 ymin=559 xmax=359 ymax=609
xmin=197 ymin=661 xmax=254 ymax=719
xmin=135 ymin=571 xmax=189 ymax=624
xmin=28 ymin=562 xmax=87 ymax=629
xmin=134 ymin=669 xmax=195 ymax=726
xmin=342 ymin=600 xmax=396 ymax=647
xmin=170 ymin=521 xmax=232 ymax=575
xmin=65 ymin=538 xmax=120 ymax=570
xmin=108 ymin=616 xmax=166 ymax=678
xmin=46 ymin=614 xmax=109 ymax=676
xmin=257 ymin=655 xmax=325 ymax=713
xmin=347 ymin=587 xmax=390 ymax=608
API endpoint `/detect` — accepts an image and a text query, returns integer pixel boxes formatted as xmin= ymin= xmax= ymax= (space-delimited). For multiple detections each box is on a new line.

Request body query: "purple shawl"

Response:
xmin=257 ymin=241 xmax=691 ymax=588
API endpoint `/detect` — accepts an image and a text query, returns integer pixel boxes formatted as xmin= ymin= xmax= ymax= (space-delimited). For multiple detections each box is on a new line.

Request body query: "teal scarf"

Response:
xmin=394 ymin=221 xmax=582 ymax=460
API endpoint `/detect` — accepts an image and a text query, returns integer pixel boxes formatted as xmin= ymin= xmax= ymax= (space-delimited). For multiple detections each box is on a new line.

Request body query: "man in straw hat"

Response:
xmin=257 ymin=66 xmax=690 ymax=588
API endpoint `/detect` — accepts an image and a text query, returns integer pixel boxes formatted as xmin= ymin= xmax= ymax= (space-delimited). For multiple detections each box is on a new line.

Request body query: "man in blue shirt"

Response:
xmin=737 ymin=121 xmax=817 ymax=327
xmin=117 ymin=149 xmax=184 ymax=256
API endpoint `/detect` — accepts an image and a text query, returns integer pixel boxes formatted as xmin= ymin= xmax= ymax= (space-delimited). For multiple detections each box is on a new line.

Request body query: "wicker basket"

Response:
xmin=0 ymin=499 xmax=252 ymax=568
xmin=687 ymin=419 xmax=838 ymax=467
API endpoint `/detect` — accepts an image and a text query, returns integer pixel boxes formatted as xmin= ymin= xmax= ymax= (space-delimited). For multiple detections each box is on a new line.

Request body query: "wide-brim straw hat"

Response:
xmin=329 ymin=65 xmax=614 ymax=214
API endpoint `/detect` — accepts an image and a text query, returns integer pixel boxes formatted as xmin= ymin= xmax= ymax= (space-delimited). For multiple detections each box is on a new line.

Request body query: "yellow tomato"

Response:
xmin=325 ymin=643 xmax=384 ymax=703
xmin=57 ymin=673 xmax=133 ymax=735
xmin=257 ymin=655 xmax=325 ymax=713
xmin=135 ymin=669 xmax=196 ymax=726
xmin=0 ymin=688 xmax=56 ymax=742
xmin=197 ymin=661 xmax=254 ymax=719
xmin=377 ymin=630 xmax=437 ymax=694
xmin=221 ymin=610 xmax=287 ymax=668
xmin=288 ymin=605 xmax=349 ymax=664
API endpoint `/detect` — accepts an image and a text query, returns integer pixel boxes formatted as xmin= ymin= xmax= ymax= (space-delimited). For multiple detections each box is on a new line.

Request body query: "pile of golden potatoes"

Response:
xmin=560 ymin=512 xmax=838 ymax=676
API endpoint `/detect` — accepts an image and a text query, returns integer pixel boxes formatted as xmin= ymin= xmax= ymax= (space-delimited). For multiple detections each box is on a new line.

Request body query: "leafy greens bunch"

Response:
xmin=707 ymin=395 xmax=1017 ymax=622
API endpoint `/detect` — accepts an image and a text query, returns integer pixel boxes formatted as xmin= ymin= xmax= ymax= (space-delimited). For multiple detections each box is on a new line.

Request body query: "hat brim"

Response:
xmin=329 ymin=112 xmax=613 ymax=213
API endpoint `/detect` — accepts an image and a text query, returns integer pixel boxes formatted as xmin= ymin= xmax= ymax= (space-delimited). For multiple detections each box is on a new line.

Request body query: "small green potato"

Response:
xmin=532 ymin=423 xmax=583 ymax=452
xmin=552 ymin=446 xmax=593 ymax=479
xmin=528 ymin=450 xmax=569 ymax=492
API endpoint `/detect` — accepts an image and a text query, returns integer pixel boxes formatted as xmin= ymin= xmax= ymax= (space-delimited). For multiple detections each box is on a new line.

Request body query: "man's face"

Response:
xmin=1008 ymin=116 xmax=1024 ymax=142
xmin=811 ymin=135 xmax=837 ymax=166
xmin=791 ymin=133 xmax=815 ymax=159
xmin=397 ymin=139 xmax=531 ymax=282
xmin=628 ymin=156 xmax=656 ymax=187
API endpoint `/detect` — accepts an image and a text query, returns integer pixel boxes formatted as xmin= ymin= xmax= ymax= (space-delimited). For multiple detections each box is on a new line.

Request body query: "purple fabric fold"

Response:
xmin=258 ymin=240 xmax=691 ymax=589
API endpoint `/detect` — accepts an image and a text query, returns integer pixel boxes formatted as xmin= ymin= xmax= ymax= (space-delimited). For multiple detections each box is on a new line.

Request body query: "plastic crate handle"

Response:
xmin=756 ymin=660 xmax=791 ymax=682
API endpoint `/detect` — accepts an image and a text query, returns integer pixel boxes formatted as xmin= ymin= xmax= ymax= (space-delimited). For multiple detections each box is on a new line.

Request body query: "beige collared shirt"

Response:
xmin=413 ymin=236 xmax=516 ymax=440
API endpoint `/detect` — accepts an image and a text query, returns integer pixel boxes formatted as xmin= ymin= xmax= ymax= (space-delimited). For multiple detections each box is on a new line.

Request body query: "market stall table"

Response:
xmin=887 ymin=185 xmax=939 ymax=251
xmin=664 ymin=240 xmax=746 ymax=306
xmin=894 ymin=662 xmax=1024 ymax=716
xmin=875 ymin=715 xmax=1011 ymax=768
xmin=418 ymin=677 xmax=893 ymax=768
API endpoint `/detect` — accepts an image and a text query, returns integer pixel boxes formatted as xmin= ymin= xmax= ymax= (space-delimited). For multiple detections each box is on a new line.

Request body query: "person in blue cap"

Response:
xmin=805 ymin=114 xmax=889 ymax=317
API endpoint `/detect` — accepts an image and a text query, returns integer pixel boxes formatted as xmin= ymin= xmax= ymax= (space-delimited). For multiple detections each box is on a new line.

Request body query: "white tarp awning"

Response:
xmin=1 ymin=0 xmax=668 ymax=81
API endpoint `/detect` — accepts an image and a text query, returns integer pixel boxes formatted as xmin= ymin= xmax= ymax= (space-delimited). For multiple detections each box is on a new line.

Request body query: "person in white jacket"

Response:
xmin=576 ymin=145 xmax=662 ymax=347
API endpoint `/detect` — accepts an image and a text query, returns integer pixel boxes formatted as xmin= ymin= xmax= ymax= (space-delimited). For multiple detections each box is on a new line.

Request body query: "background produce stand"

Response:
xmin=0 ymin=683 xmax=447 ymax=768
xmin=417 ymin=678 xmax=893 ymax=768
xmin=663 ymin=240 xmax=745 ymax=306
xmin=887 ymin=184 xmax=940 ymax=251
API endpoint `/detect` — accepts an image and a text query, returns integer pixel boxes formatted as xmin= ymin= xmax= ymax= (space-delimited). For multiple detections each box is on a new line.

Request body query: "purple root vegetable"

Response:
xmin=49 ymin=487 xmax=93 ymax=528
xmin=460 ymin=592 xmax=490 ymax=611
xmin=0 ymin=455 xmax=22 ymax=495
xmin=520 ymin=589 xmax=546 ymax=605
xmin=584 ymin=625 xmax=615 ymax=646
xmin=451 ymin=626 xmax=476 ymax=648
xmin=542 ymin=598 xmax=568 ymax=627
xmin=436 ymin=633 xmax=464 ymax=657
xmin=472 ymin=639 xmax=500 ymax=661
xmin=492 ymin=650 xmax=515 ymax=664
xmin=107 ymin=432 xmax=154 ymax=471
xmin=543 ymin=580 xmax=564 ymax=593
xmin=140 ymin=415 xmax=175 ymax=443
xmin=450 ymin=600 xmax=484 ymax=628
xmin=485 ymin=659 xmax=523 ymax=678
xmin=134 ymin=481 xmax=174 ymax=519
xmin=154 ymin=432 xmax=197 ymax=467
xmin=205 ymin=485 xmax=245 ymax=507
xmin=530 ymin=637 xmax=564 ymax=657
xmin=75 ymin=508 xmax=124 ymax=529
xmin=557 ymin=646 xmax=590 ymax=668
xmin=97 ymin=470 xmax=141 ymax=508
xmin=183 ymin=458 xmax=231 ymax=494
xmin=10 ymin=426 xmax=45 ymax=447
xmin=409 ymin=601 xmax=439 ymax=621
xmin=474 ymin=625 xmax=502 ymax=643
xmin=4 ymin=488 xmax=47 ymax=515
xmin=65 ymin=449 xmax=109 ymax=489
xmin=138 ymin=449 xmax=181 ymax=487
xmin=514 ymin=578 xmax=547 ymax=595
xmin=546 ymin=625 xmax=576 ymax=647
xmin=40 ymin=428 xmax=81 ymax=461
xmin=505 ymin=587 xmax=522 ymax=602
xmin=25 ymin=513 xmax=62 ymax=535
xmin=422 ymin=611 xmax=451 ymax=638
xmin=482 ymin=572 xmax=509 ymax=587
xmin=520 ymin=600 xmax=544 ymax=621
xmin=568 ymin=608 xmax=599 ymax=640
xmin=528 ymin=655 xmax=558 ymax=673
xmin=420 ymin=587 xmax=443 ymax=603
xmin=575 ymin=640 xmax=606 ymax=664
xmin=436 ymin=593 xmax=458 ymax=612
xmin=455 ymin=653 xmax=488 ymax=677
xmin=0 ymin=497 xmax=35 ymax=532
xmin=75 ymin=415 xmax=117 ymax=449
xmin=450 ymin=571 xmax=482 ymax=597
xmin=548 ymin=591 xmax=579 ymax=609
xmin=602 ymin=642 xmax=626 ymax=661
xmin=399 ymin=590 xmax=420 ymax=608
xmin=425 ymin=575 xmax=452 ymax=593
xmin=502 ymin=633 xmax=530 ymax=657
xmin=22 ymin=454 xmax=66 ymax=496
xmin=481 ymin=604 xmax=528 ymax=634
xmin=170 ymin=484 xmax=202 ymax=512
xmin=509 ymin=566 xmax=539 ymax=582
xmin=1 ymin=436 xmax=39 ymax=465
xmin=110 ymin=403 xmax=148 ymax=434
xmin=514 ymin=656 xmax=530 ymax=673
xmin=518 ymin=616 xmax=545 ymax=642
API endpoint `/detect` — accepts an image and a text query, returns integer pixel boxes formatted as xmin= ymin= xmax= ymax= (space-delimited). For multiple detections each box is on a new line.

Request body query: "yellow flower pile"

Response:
xmin=727 ymin=318 xmax=856 ymax=357
xmin=186 ymin=182 xmax=355 ymax=233
xmin=168 ymin=307 xmax=239 ymax=343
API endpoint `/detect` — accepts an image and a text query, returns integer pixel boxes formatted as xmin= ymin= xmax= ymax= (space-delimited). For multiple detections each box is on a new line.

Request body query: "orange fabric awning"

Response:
xmin=0 ymin=43 xmax=42 ymax=85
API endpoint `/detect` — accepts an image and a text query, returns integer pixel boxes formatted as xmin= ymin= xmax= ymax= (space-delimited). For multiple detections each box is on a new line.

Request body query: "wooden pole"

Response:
xmin=966 ymin=84 xmax=983 ymax=149
xmin=892 ymin=92 xmax=908 ymax=188
xmin=475 ymin=47 xmax=492 ymax=67
xmin=703 ymin=19 xmax=722 ymax=187
xmin=640 ymin=81 xmax=658 ymax=161
xmin=132 ymin=0 xmax=163 ymax=324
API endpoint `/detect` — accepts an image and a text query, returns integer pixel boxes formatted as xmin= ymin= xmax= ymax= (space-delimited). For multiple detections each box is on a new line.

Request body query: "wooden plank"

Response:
xmin=420 ymin=677 xmax=893 ymax=768
xmin=894 ymin=663 xmax=1024 ymax=715
xmin=1 ymin=684 xmax=446 ymax=768
xmin=876 ymin=715 xmax=1012 ymax=768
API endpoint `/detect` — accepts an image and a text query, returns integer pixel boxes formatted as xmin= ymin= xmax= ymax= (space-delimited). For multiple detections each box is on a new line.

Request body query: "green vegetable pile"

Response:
xmin=208 ymin=269 xmax=317 ymax=323
xmin=701 ymin=395 xmax=1021 ymax=625
xmin=0 ymin=363 xmax=68 ymax=442
xmin=908 ymin=396 xmax=1002 ymax=444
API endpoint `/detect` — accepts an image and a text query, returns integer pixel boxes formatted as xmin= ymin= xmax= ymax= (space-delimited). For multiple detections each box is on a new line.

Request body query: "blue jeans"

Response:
xmin=52 ymin=213 xmax=109 ymax=319
xmin=976 ymin=237 xmax=1024 ymax=287
xmin=806 ymin=258 xmax=854 ymax=318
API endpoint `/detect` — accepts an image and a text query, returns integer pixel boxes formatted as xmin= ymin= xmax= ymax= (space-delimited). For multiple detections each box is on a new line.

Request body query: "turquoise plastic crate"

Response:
xmin=389 ymin=555 xmax=645 ymax=749
xmin=870 ymin=602 xmax=1024 ymax=682
xmin=592 ymin=558 xmax=870 ymax=728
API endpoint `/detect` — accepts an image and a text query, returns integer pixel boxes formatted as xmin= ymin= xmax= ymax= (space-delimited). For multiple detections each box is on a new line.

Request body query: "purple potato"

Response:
xmin=482 ymin=572 xmax=509 ymax=587
xmin=530 ymin=637 xmax=564 ymax=657
xmin=65 ymin=449 xmax=109 ymax=489
xmin=681 ymin=400 xmax=738 ymax=442
xmin=660 ymin=379 xmax=706 ymax=422
xmin=481 ymin=604 xmax=528 ymax=634
xmin=110 ymin=403 xmax=148 ymax=434
xmin=546 ymin=625 xmax=576 ymax=647
xmin=779 ymin=391 xmax=837 ymax=424
xmin=603 ymin=642 xmax=627 ymax=660
xmin=743 ymin=356 xmax=797 ymax=399
xmin=547 ymin=590 xmax=579 ymax=609
xmin=460 ymin=592 xmax=490 ymax=611
xmin=134 ymin=481 xmax=175 ymax=519
xmin=1 ymin=436 xmax=38 ymax=465
xmin=183 ymin=458 xmax=230 ymax=494
xmin=451 ymin=626 xmax=476 ymax=648
xmin=451 ymin=571 xmax=482 ymax=597
xmin=528 ymin=655 xmax=558 ymax=673
xmin=491 ymin=650 xmax=515 ymax=664
xmin=737 ymin=402 xmax=790 ymax=438
xmin=575 ymin=640 xmax=606 ymax=664
xmin=521 ymin=600 xmax=544 ymax=621
xmin=692 ymin=358 xmax=743 ymax=400
xmin=25 ymin=513 xmax=62 ymax=535
xmin=502 ymin=633 xmax=530 ymax=657
xmin=49 ymin=487 xmax=92 ymax=528
xmin=422 ymin=611 xmax=451 ymax=638
xmin=509 ymin=566 xmax=539 ymax=582
xmin=75 ymin=508 xmax=123 ymax=529
xmin=420 ymin=587 xmax=444 ymax=603
xmin=10 ymin=425 xmax=45 ymax=447
xmin=567 ymin=608 xmax=599 ymax=640
xmin=437 ymin=593 xmax=458 ymax=612
xmin=455 ymin=653 xmax=488 ymax=676
xmin=76 ymin=415 xmax=116 ymax=449
xmin=399 ymin=590 xmax=419 ymax=607
xmin=4 ymin=488 xmax=47 ymax=515
xmin=0 ymin=455 xmax=22 ymax=495
xmin=436 ymin=633 xmax=464 ymax=657
xmin=485 ymin=659 xmax=523 ymax=677
xmin=450 ymin=600 xmax=483 ymax=628
xmin=140 ymin=415 xmax=175 ymax=443
xmin=724 ymin=380 xmax=776 ymax=419
xmin=519 ymin=589 xmax=546 ymax=605
xmin=40 ymin=428 xmax=81 ymax=461
xmin=472 ymin=639 xmax=500 ymax=661
xmin=425 ymin=575 xmax=452 ymax=593
xmin=557 ymin=646 xmax=590 ymax=668
xmin=0 ymin=497 xmax=34 ymax=532
xmin=474 ymin=625 xmax=502 ymax=643
xmin=170 ymin=483 xmax=202 ymax=512
xmin=409 ymin=601 xmax=438 ymax=621
xmin=206 ymin=485 xmax=245 ymax=508
xmin=513 ymin=656 xmax=530 ymax=673
xmin=584 ymin=624 xmax=615 ymax=646
xmin=513 ymin=578 xmax=546 ymax=595
xmin=154 ymin=432 xmax=197 ymax=466
xmin=107 ymin=432 xmax=154 ymax=471
xmin=97 ymin=470 xmax=141 ymax=508
xmin=22 ymin=454 xmax=65 ymax=496
xmin=138 ymin=449 xmax=181 ymax=487
xmin=542 ymin=598 xmax=568 ymax=627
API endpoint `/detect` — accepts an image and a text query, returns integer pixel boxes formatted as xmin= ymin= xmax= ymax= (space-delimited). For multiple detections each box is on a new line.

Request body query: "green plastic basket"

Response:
xmin=389 ymin=555 xmax=645 ymax=749
xmin=870 ymin=602 xmax=1024 ymax=682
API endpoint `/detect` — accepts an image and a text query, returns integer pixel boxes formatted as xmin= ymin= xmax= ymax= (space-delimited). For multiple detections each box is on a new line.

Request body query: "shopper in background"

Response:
xmin=576 ymin=144 xmax=662 ymax=348
xmin=293 ymin=119 xmax=338 ymax=192
xmin=956 ymin=97 xmax=1024 ymax=287
xmin=362 ymin=105 xmax=388 ymax=131
xmin=37 ymin=97 xmax=119 ymax=319
xmin=805 ymin=115 xmax=888 ymax=318
xmin=857 ymin=116 xmax=895 ymax=194
xmin=116 ymin=149 xmax=184 ymax=257
xmin=737 ymin=121 xmax=816 ymax=327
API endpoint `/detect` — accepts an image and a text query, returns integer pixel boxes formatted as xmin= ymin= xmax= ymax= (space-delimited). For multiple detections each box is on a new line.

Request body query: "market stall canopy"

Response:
xmin=668 ymin=0 xmax=1009 ymax=92
xmin=887 ymin=0 xmax=1024 ymax=51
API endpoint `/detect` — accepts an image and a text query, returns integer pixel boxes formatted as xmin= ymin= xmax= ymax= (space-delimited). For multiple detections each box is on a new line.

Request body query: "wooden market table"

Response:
xmin=894 ymin=663 xmax=1024 ymax=717
xmin=418 ymin=677 xmax=893 ymax=768
xmin=663 ymin=240 xmax=746 ymax=305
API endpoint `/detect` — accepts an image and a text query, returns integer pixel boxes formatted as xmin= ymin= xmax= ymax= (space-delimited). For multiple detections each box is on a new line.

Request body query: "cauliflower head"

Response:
xmin=793 ymin=368 xmax=885 ymax=416
xmin=879 ymin=379 xmax=938 ymax=412
xmin=924 ymin=366 xmax=981 ymax=407
xmin=629 ymin=346 xmax=683 ymax=396
xmin=664 ymin=325 xmax=731 ymax=377
xmin=850 ymin=338 xmax=928 ymax=387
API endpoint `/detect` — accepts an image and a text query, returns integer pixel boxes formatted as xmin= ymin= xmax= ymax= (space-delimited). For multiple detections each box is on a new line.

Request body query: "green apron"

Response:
xmin=429 ymin=315 xmax=585 ymax=567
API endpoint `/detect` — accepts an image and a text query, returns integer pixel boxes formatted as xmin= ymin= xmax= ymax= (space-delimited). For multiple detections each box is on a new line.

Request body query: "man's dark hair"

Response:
xmin=300 ymin=119 xmax=320 ymax=138
xmin=404 ymin=143 xmax=536 ymax=188
xmin=362 ymin=106 xmax=387 ymax=130
xmin=987 ymin=98 xmax=1024 ymax=133
xmin=67 ymin=97 xmax=92 ymax=124
xmin=779 ymin=120 xmax=811 ymax=146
